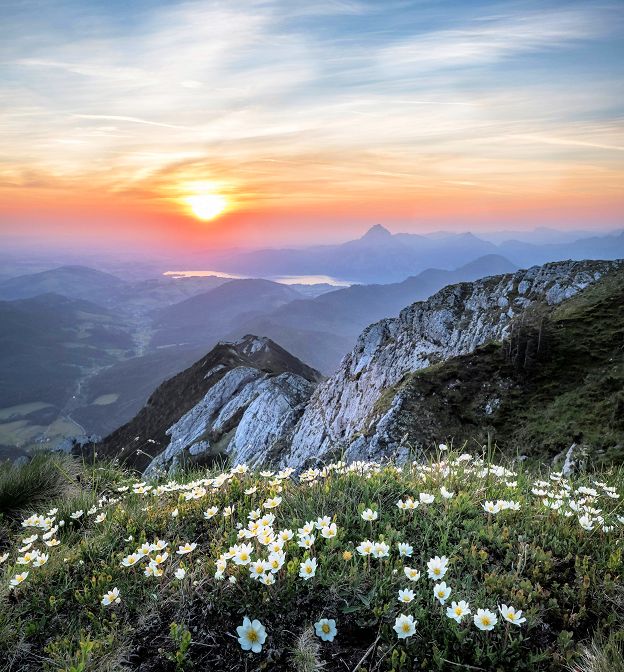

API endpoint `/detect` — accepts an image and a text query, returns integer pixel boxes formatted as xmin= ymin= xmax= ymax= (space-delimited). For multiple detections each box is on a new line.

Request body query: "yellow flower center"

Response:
xmin=455 ymin=608 xmax=462 ymax=615
xmin=482 ymin=617 xmax=491 ymax=626
xmin=248 ymin=630 xmax=258 ymax=643
xmin=322 ymin=624 xmax=330 ymax=633
xmin=402 ymin=622 xmax=411 ymax=632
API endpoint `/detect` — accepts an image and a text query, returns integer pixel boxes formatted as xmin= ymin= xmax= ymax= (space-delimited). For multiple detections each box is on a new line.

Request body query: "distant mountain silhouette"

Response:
xmin=203 ymin=227 xmax=624 ymax=284
xmin=229 ymin=255 xmax=518 ymax=372
xmin=0 ymin=265 xmax=126 ymax=305
xmin=150 ymin=279 xmax=304 ymax=348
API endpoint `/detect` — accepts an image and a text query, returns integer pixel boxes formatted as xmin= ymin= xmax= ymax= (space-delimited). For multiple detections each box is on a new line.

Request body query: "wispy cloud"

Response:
xmin=0 ymin=0 xmax=622 ymax=241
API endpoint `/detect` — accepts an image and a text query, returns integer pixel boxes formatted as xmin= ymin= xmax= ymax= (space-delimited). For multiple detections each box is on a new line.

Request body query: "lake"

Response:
xmin=164 ymin=271 xmax=352 ymax=286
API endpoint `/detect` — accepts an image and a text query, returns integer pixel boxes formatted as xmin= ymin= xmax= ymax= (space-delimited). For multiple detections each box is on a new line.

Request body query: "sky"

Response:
xmin=0 ymin=0 xmax=623 ymax=250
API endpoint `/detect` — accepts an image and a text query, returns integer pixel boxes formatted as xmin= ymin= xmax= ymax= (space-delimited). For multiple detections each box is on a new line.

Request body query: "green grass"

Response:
xmin=372 ymin=267 xmax=624 ymax=464
xmin=0 ymin=452 xmax=622 ymax=671
xmin=0 ymin=452 xmax=81 ymax=520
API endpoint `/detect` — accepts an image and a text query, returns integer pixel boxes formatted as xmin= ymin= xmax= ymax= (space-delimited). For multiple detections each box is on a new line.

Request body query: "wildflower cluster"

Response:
xmin=1 ymin=452 xmax=622 ymax=671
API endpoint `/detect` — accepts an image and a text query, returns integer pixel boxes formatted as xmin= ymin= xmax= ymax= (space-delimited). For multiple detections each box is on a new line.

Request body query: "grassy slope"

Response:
xmin=0 ymin=454 xmax=622 ymax=671
xmin=379 ymin=268 xmax=624 ymax=463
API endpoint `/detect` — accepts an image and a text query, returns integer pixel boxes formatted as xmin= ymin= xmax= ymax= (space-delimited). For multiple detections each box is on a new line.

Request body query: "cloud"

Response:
xmin=0 ymin=0 xmax=622 ymax=229
xmin=377 ymin=8 xmax=605 ymax=73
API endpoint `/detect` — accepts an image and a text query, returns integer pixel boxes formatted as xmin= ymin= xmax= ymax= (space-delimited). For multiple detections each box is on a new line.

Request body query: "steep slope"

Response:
xmin=97 ymin=335 xmax=322 ymax=472
xmin=150 ymin=279 xmax=303 ymax=348
xmin=350 ymin=268 xmax=624 ymax=464
xmin=234 ymin=255 xmax=517 ymax=372
xmin=284 ymin=259 xmax=623 ymax=466
xmin=0 ymin=265 xmax=127 ymax=305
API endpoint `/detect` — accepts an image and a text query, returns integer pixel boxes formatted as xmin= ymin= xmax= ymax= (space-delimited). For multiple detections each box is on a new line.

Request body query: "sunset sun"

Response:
xmin=185 ymin=193 xmax=228 ymax=221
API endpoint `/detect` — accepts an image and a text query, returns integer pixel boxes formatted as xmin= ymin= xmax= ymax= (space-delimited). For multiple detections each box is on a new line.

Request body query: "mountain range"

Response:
xmin=92 ymin=258 xmax=623 ymax=473
xmin=2 ymin=226 xmax=624 ymax=459
xmin=202 ymin=225 xmax=624 ymax=283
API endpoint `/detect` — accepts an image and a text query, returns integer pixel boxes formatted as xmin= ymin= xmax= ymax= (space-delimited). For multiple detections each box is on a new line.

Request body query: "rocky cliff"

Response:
xmin=283 ymin=259 xmax=623 ymax=466
xmin=96 ymin=335 xmax=322 ymax=472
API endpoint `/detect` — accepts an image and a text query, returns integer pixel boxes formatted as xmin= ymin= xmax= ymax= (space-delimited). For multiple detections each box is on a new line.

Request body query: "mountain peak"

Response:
xmin=361 ymin=224 xmax=392 ymax=240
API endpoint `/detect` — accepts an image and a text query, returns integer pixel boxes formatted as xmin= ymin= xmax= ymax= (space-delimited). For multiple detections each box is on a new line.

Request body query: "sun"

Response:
xmin=185 ymin=193 xmax=228 ymax=221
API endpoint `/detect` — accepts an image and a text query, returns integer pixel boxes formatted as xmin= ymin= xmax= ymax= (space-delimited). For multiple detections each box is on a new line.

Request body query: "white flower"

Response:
xmin=314 ymin=618 xmax=337 ymax=642
xmin=356 ymin=540 xmax=373 ymax=556
xmin=316 ymin=516 xmax=332 ymax=529
xmin=70 ymin=510 xmax=84 ymax=520
xmin=263 ymin=496 xmax=282 ymax=509
xmin=499 ymin=604 xmax=526 ymax=626
xmin=0 ymin=552 xmax=9 ymax=564
xmin=278 ymin=529 xmax=294 ymax=542
xmin=404 ymin=567 xmax=421 ymax=582
xmin=32 ymin=553 xmax=49 ymax=567
xmin=17 ymin=550 xmax=39 ymax=565
xmin=372 ymin=541 xmax=390 ymax=558
xmin=440 ymin=486 xmax=454 ymax=499
xmin=419 ymin=493 xmax=434 ymax=504
xmin=398 ymin=588 xmax=415 ymax=603
xmin=427 ymin=555 xmax=449 ymax=580
xmin=204 ymin=507 xmax=219 ymax=519
xmin=171 ymin=508 xmax=179 ymax=518
xmin=9 ymin=572 xmax=28 ymax=589
xmin=101 ymin=587 xmax=121 ymax=606
xmin=233 ymin=543 xmax=254 ymax=565
xmin=249 ymin=559 xmax=270 ymax=580
xmin=397 ymin=542 xmax=413 ymax=558
xmin=145 ymin=562 xmax=163 ymax=577
xmin=474 ymin=608 xmax=497 ymax=631
xmin=483 ymin=501 xmax=500 ymax=514
xmin=267 ymin=552 xmax=285 ymax=573
xmin=137 ymin=543 xmax=151 ymax=556
xmin=236 ymin=617 xmax=267 ymax=654
xmin=260 ymin=573 xmax=275 ymax=585
xmin=121 ymin=553 xmax=141 ymax=567
xmin=176 ymin=542 xmax=197 ymax=555
xmin=321 ymin=523 xmax=337 ymax=539
xmin=579 ymin=514 xmax=594 ymax=531
xmin=393 ymin=614 xmax=417 ymax=639
xmin=299 ymin=557 xmax=317 ymax=580
xmin=174 ymin=568 xmax=186 ymax=580
xmin=361 ymin=508 xmax=378 ymax=521
xmin=45 ymin=538 xmax=61 ymax=547
xmin=433 ymin=581 xmax=451 ymax=605
xmin=297 ymin=534 xmax=315 ymax=549
xmin=446 ymin=600 xmax=470 ymax=623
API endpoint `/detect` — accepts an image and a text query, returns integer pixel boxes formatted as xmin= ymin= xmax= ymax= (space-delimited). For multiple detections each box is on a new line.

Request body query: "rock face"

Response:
xmin=96 ymin=334 xmax=322 ymax=473
xmin=145 ymin=367 xmax=314 ymax=475
xmin=282 ymin=259 xmax=622 ymax=467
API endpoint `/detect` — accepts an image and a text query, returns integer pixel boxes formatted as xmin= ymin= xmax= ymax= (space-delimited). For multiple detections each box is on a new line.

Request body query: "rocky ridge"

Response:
xmin=97 ymin=334 xmax=322 ymax=473
xmin=283 ymin=259 xmax=622 ymax=466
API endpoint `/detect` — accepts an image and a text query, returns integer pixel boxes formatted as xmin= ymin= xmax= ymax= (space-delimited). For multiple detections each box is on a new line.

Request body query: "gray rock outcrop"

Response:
xmin=282 ymin=259 xmax=621 ymax=466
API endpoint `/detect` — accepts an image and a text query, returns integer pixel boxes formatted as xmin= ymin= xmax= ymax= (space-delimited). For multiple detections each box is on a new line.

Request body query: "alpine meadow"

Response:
xmin=1 ymin=1 xmax=623 ymax=670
